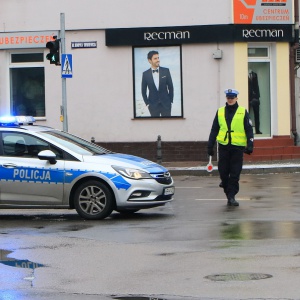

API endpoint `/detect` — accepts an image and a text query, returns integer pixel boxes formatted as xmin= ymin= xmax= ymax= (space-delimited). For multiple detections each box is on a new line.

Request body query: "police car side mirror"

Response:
xmin=38 ymin=150 xmax=57 ymax=165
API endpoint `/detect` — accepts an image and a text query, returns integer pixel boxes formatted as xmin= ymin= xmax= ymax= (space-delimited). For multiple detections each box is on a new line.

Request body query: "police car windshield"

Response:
xmin=39 ymin=130 xmax=112 ymax=155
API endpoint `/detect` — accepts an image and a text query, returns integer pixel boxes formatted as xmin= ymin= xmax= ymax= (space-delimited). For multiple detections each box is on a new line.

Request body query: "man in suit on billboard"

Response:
xmin=141 ymin=50 xmax=174 ymax=117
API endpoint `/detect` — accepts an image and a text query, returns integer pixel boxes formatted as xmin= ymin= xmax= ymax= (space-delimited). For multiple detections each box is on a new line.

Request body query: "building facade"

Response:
xmin=0 ymin=0 xmax=298 ymax=161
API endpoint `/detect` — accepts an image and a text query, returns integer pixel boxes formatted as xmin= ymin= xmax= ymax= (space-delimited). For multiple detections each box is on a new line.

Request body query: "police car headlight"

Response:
xmin=112 ymin=166 xmax=152 ymax=180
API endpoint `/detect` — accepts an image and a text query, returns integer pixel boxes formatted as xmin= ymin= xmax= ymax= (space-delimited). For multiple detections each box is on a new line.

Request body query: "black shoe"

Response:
xmin=227 ymin=197 xmax=239 ymax=206
xmin=256 ymin=131 xmax=262 ymax=134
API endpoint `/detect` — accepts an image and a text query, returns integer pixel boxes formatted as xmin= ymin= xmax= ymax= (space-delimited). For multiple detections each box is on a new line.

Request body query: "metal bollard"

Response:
xmin=157 ymin=135 xmax=162 ymax=164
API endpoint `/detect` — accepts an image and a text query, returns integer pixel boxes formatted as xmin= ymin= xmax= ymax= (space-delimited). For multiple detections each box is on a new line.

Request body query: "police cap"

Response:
xmin=225 ymin=89 xmax=239 ymax=98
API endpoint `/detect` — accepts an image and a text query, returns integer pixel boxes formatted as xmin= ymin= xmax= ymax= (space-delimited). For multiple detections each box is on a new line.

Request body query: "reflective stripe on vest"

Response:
xmin=216 ymin=106 xmax=247 ymax=146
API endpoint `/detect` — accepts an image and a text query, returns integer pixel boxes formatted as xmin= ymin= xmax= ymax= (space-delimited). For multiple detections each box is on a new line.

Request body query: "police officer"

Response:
xmin=207 ymin=89 xmax=254 ymax=206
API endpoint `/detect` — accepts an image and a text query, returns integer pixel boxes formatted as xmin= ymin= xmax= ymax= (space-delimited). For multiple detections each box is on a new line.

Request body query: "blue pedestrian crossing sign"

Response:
xmin=61 ymin=54 xmax=73 ymax=78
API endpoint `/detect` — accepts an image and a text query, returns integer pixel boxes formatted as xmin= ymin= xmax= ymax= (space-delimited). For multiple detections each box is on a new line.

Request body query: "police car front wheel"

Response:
xmin=74 ymin=180 xmax=114 ymax=220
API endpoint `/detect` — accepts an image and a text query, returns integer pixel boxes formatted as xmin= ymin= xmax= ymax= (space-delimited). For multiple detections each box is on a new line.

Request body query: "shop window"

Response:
xmin=10 ymin=53 xmax=45 ymax=117
xmin=248 ymin=47 xmax=271 ymax=137
xmin=11 ymin=53 xmax=44 ymax=63
xmin=248 ymin=47 xmax=269 ymax=58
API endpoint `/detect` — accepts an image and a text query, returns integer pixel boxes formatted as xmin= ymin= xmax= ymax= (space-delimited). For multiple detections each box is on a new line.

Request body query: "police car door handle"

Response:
xmin=2 ymin=163 xmax=18 ymax=168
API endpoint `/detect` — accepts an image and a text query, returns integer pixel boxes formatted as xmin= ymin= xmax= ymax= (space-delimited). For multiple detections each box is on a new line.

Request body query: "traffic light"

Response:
xmin=46 ymin=36 xmax=60 ymax=65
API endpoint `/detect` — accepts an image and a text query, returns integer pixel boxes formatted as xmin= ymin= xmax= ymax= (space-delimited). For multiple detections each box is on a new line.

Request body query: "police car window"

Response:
xmin=2 ymin=134 xmax=22 ymax=156
xmin=2 ymin=132 xmax=63 ymax=159
xmin=38 ymin=130 xmax=112 ymax=155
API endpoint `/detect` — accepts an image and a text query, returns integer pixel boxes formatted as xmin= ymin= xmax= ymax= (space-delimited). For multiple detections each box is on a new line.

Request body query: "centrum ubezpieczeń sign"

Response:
xmin=233 ymin=0 xmax=293 ymax=24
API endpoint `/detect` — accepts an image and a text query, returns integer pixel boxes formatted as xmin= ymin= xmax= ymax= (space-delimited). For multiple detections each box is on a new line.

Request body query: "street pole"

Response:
xmin=290 ymin=0 xmax=299 ymax=144
xmin=60 ymin=12 xmax=68 ymax=132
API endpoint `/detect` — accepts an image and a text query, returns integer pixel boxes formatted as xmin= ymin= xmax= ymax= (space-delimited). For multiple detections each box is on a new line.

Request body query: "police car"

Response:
xmin=0 ymin=116 xmax=174 ymax=220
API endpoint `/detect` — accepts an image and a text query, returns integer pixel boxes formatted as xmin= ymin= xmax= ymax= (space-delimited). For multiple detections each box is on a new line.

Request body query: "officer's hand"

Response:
xmin=244 ymin=146 xmax=253 ymax=155
xmin=207 ymin=147 xmax=214 ymax=156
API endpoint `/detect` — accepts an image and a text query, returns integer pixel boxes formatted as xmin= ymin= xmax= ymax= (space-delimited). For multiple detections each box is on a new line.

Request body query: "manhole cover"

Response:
xmin=204 ymin=273 xmax=272 ymax=281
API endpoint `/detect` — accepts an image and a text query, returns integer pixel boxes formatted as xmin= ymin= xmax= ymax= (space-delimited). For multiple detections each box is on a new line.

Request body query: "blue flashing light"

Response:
xmin=0 ymin=116 xmax=18 ymax=127
xmin=0 ymin=116 xmax=36 ymax=127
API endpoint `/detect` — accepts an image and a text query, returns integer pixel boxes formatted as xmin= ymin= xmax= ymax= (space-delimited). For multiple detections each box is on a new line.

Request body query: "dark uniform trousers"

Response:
xmin=218 ymin=144 xmax=244 ymax=198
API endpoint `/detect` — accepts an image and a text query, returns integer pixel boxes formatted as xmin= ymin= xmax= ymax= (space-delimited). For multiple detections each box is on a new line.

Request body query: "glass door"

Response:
xmin=248 ymin=47 xmax=271 ymax=137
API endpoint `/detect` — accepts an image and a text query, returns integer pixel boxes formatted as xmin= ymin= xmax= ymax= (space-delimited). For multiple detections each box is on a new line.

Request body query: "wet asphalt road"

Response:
xmin=1 ymin=173 xmax=300 ymax=300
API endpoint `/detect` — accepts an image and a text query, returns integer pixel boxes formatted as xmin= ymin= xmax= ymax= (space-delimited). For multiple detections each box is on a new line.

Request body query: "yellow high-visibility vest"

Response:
xmin=216 ymin=106 xmax=247 ymax=146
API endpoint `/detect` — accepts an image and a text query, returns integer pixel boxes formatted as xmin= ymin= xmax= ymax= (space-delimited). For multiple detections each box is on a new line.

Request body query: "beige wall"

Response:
xmin=0 ymin=0 xmax=231 ymax=32
xmin=234 ymin=43 xmax=249 ymax=109
xmin=276 ymin=43 xmax=291 ymax=135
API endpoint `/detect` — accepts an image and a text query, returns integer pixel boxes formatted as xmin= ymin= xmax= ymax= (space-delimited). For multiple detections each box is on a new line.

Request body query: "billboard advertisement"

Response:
xmin=233 ymin=0 xmax=293 ymax=24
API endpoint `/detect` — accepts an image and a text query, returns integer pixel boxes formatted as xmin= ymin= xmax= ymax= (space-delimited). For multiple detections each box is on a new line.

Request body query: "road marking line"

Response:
xmin=270 ymin=187 xmax=290 ymax=189
xmin=195 ymin=199 xmax=225 ymax=201
xmin=195 ymin=197 xmax=250 ymax=201
xmin=175 ymin=187 xmax=203 ymax=189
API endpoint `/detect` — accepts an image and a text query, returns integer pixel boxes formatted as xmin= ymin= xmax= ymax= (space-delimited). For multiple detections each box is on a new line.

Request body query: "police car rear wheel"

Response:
xmin=74 ymin=180 xmax=114 ymax=220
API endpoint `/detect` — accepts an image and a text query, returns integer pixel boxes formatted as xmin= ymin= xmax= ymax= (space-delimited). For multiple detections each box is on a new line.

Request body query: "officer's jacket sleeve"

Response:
xmin=207 ymin=112 xmax=220 ymax=148
xmin=244 ymin=109 xmax=254 ymax=146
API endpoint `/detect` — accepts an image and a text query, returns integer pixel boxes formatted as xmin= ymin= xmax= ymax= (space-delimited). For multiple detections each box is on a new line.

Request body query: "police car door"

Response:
xmin=0 ymin=132 xmax=65 ymax=205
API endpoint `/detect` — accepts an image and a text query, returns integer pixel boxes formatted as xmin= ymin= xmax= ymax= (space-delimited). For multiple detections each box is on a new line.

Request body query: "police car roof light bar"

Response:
xmin=0 ymin=116 xmax=36 ymax=127
xmin=15 ymin=116 xmax=36 ymax=125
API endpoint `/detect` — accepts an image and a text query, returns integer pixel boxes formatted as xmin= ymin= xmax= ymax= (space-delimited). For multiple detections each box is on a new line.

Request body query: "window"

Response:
xmin=248 ymin=46 xmax=271 ymax=136
xmin=11 ymin=53 xmax=44 ymax=63
xmin=248 ymin=47 xmax=269 ymax=58
xmin=10 ymin=53 xmax=45 ymax=117
xmin=1 ymin=132 xmax=63 ymax=160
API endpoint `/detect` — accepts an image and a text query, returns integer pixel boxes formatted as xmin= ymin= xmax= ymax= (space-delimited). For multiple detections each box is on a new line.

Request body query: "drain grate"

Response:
xmin=204 ymin=272 xmax=272 ymax=281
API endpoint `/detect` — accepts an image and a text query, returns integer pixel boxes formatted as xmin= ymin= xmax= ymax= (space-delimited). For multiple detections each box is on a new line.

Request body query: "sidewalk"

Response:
xmin=162 ymin=159 xmax=300 ymax=176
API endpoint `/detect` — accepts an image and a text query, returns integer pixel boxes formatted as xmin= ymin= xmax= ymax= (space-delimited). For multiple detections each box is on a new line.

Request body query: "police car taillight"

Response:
xmin=0 ymin=116 xmax=36 ymax=127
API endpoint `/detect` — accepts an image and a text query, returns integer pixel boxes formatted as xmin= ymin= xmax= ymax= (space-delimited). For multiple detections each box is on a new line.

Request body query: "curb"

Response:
xmin=168 ymin=164 xmax=300 ymax=176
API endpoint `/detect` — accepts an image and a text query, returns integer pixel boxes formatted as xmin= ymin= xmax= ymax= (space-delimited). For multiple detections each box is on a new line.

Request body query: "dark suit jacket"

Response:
xmin=141 ymin=67 xmax=174 ymax=110
xmin=248 ymin=71 xmax=260 ymax=101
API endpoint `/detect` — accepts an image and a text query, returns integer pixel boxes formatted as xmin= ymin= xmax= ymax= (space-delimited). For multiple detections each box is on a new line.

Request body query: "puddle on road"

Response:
xmin=0 ymin=249 xmax=44 ymax=269
xmin=221 ymin=221 xmax=300 ymax=240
